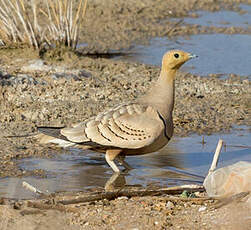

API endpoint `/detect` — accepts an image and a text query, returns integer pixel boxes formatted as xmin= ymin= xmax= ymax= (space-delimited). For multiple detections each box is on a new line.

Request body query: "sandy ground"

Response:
xmin=0 ymin=0 xmax=251 ymax=229
xmin=0 ymin=192 xmax=250 ymax=230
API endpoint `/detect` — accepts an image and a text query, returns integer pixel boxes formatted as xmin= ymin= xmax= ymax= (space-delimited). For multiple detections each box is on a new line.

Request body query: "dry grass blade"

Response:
xmin=72 ymin=0 xmax=83 ymax=28
xmin=44 ymin=0 xmax=88 ymax=48
xmin=0 ymin=0 xmax=88 ymax=49
xmin=0 ymin=0 xmax=20 ymax=43
xmin=31 ymin=0 xmax=39 ymax=34
xmin=27 ymin=20 xmax=38 ymax=49
xmin=0 ymin=0 xmax=41 ymax=47
xmin=81 ymin=0 xmax=88 ymax=25
xmin=14 ymin=0 xmax=33 ymax=46
xmin=47 ymin=0 xmax=59 ymax=27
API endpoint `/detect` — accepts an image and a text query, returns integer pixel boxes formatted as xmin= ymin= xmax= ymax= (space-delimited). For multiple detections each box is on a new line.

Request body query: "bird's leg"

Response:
xmin=117 ymin=155 xmax=133 ymax=170
xmin=105 ymin=149 xmax=122 ymax=172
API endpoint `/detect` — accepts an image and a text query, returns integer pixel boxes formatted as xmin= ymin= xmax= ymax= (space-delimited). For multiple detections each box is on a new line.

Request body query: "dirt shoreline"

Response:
xmin=79 ymin=0 xmax=251 ymax=53
xmin=0 ymin=0 xmax=251 ymax=229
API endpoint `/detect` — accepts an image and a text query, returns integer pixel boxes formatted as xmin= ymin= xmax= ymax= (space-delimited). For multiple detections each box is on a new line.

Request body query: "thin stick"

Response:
xmin=58 ymin=185 xmax=204 ymax=205
xmin=226 ymin=144 xmax=251 ymax=149
xmin=208 ymin=139 xmax=223 ymax=174
xmin=22 ymin=181 xmax=45 ymax=195
xmin=24 ymin=193 xmax=211 ymax=213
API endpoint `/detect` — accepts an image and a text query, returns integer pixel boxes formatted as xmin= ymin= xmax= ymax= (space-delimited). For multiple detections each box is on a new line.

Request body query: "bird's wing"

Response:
xmin=60 ymin=103 xmax=165 ymax=149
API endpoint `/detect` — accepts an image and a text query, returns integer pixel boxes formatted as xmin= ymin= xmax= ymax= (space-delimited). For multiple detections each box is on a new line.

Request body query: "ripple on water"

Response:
xmin=0 ymin=127 xmax=250 ymax=199
xmin=184 ymin=4 xmax=251 ymax=28
xmin=115 ymin=34 xmax=251 ymax=77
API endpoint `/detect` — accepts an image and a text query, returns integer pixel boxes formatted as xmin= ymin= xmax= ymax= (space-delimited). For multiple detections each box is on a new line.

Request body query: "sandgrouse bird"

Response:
xmin=38 ymin=50 xmax=197 ymax=172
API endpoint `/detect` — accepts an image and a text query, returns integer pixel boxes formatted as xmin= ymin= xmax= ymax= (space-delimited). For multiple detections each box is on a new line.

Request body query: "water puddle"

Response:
xmin=113 ymin=4 xmax=251 ymax=77
xmin=114 ymin=34 xmax=251 ymax=77
xmin=185 ymin=4 xmax=251 ymax=28
xmin=0 ymin=127 xmax=250 ymax=199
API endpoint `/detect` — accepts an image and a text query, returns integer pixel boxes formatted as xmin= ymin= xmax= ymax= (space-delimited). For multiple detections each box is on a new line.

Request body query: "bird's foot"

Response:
xmin=117 ymin=155 xmax=133 ymax=171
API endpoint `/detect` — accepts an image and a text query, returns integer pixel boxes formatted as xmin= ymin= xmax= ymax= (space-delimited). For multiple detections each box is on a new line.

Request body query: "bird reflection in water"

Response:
xmin=73 ymin=142 xmax=201 ymax=191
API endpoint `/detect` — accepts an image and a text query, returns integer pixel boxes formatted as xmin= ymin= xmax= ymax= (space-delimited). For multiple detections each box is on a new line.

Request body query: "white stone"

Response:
xmin=166 ymin=201 xmax=174 ymax=209
xmin=198 ymin=206 xmax=207 ymax=212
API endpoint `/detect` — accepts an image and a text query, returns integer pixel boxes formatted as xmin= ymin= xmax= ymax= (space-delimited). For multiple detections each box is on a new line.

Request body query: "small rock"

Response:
xmin=21 ymin=59 xmax=51 ymax=72
xmin=117 ymin=196 xmax=128 ymax=200
xmin=166 ymin=201 xmax=174 ymax=210
xmin=128 ymin=67 xmax=136 ymax=73
xmin=79 ymin=70 xmax=92 ymax=78
xmin=50 ymin=73 xmax=80 ymax=81
xmin=0 ymin=73 xmax=41 ymax=86
xmin=198 ymin=206 xmax=207 ymax=212
xmin=194 ymin=192 xmax=201 ymax=197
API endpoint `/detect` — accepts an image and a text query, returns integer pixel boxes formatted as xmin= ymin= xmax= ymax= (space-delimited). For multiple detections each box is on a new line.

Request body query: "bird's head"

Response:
xmin=162 ymin=50 xmax=197 ymax=71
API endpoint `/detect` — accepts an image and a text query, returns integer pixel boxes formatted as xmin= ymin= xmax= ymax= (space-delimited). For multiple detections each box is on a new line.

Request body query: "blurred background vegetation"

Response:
xmin=0 ymin=0 xmax=88 ymax=49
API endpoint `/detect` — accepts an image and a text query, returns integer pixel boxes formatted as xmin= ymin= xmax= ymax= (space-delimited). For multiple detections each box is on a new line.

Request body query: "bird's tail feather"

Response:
xmin=37 ymin=126 xmax=66 ymax=140
xmin=35 ymin=133 xmax=73 ymax=147
xmin=36 ymin=126 xmax=76 ymax=148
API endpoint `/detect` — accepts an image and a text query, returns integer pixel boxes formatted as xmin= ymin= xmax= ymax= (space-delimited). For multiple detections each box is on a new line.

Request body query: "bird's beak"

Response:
xmin=188 ymin=53 xmax=198 ymax=59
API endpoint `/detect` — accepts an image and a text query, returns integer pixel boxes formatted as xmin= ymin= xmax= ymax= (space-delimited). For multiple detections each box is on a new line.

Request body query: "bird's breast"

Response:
xmin=122 ymin=132 xmax=170 ymax=156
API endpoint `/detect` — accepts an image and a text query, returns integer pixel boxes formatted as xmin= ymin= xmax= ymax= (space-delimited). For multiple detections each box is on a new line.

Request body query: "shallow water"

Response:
xmin=114 ymin=4 xmax=251 ymax=77
xmin=184 ymin=4 xmax=251 ymax=28
xmin=115 ymin=34 xmax=251 ymax=77
xmin=0 ymin=127 xmax=250 ymax=199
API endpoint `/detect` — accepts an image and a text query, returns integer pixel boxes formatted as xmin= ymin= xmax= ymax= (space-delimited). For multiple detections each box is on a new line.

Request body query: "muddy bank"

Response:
xmin=0 ymin=190 xmax=250 ymax=230
xmin=0 ymin=54 xmax=250 ymax=134
xmin=79 ymin=0 xmax=251 ymax=53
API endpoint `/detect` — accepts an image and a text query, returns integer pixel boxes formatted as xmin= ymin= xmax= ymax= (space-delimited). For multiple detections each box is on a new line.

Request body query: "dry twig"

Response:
xmin=58 ymin=184 xmax=205 ymax=205
xmin=208 ymin=139 xmax=223 ymax=174
xmin=22 ymin=181 xmax=45 ymax=195
xmin=20 ymin=184 xmax=205 ymax=212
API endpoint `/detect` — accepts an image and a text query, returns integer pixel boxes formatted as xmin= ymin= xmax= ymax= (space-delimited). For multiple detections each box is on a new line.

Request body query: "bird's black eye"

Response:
xmin=174 ymin=53 xmax=179 ymax=58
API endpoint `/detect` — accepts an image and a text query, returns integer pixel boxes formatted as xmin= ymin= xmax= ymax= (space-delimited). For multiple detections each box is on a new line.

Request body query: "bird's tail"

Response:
xmin=36 ymin=126 xmax=76 ymax=148
xmin=37 ymin=126 xmax=65 ymax=139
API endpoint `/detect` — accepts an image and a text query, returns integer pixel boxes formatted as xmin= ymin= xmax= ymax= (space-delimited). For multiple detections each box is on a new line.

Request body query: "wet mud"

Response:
xmin=78 ymin=0 xmax=251 ymax=53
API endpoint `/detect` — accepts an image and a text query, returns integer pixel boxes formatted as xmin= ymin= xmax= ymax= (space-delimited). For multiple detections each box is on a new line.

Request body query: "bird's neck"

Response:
xmin=139 ymin=68 xmax=176 ymax=120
